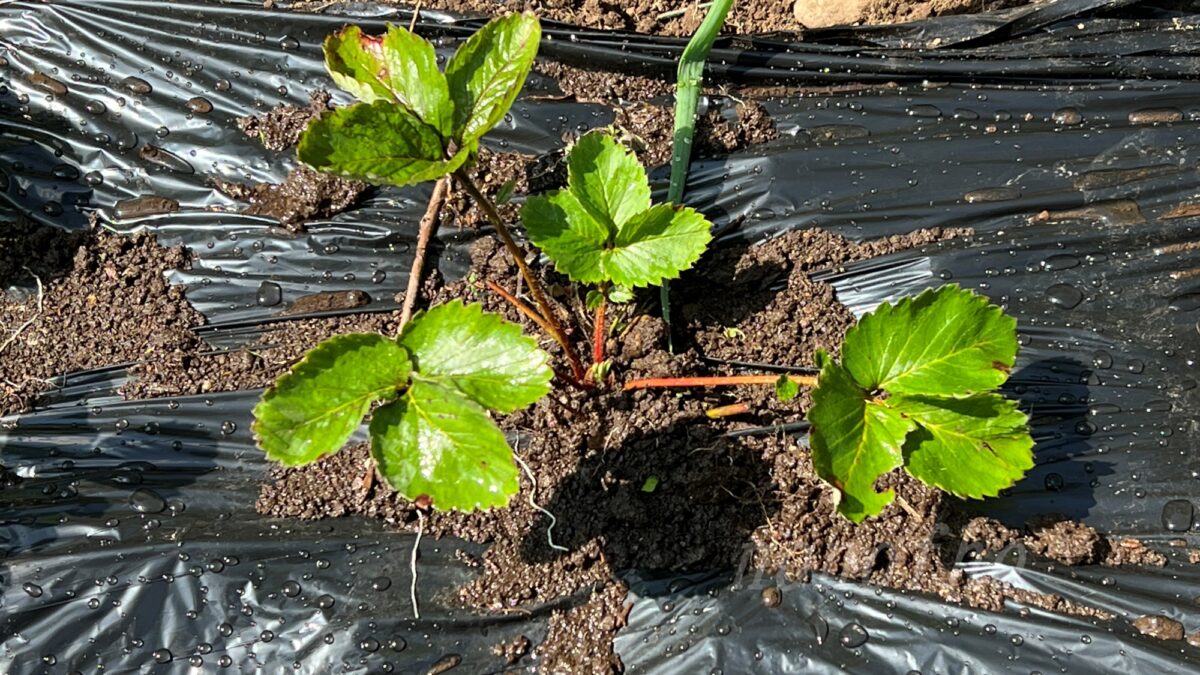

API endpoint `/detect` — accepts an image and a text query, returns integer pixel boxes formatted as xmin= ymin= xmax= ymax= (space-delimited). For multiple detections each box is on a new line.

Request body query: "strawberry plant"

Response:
xmin=299 ymin=13 xmax=587 ymax=382
xmin=626 ymin=285 xmax=1035 ymax=522
xmin=253 ymin=301 xmax=551 ymax=511
xmin=521 ymin=131 xmax=713 ymax=374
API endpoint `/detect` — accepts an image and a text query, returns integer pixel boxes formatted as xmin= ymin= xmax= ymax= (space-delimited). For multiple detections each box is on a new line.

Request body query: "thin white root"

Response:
xmin=410 ymin=510 xmax=424 ymax=620
xmin=513 ymin=449 xmax=568 ymax=553
xmin=0 ymin=269 xmax=44 ymax=356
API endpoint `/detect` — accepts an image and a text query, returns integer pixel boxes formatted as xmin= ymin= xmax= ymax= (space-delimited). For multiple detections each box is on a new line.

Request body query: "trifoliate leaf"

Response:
xmin=523 ymin=196 xmax=712 ymax=288
xmin=890 ymin=393 xmax=1034 ymax=499
xmin=567 ymin=132 xmax=651 ymax=232
xmin=841 ymin=285 xmax=1017 ymax=397
xmin=775 ymin=374 xmax=800 ymax=402
xmin=253 ymin=333 xmax=411 ymax=466
xmin=809 ymin=351 xmax=915 ymax=523
xmin=399 ymin=300 xmax=552 ymax=413
xmin=446 ymin=12 xmax=541 ymax=146
xmin=298 ymin=101 xmax=473 ymax=187
xmin=369 ymin=381 xmax=519 ymax=511
xmin=323 ymin=24 xmax=453 ymax=136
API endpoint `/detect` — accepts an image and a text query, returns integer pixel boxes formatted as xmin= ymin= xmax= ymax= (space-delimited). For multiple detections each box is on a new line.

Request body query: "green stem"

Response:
xmin=661 ymin=0 xmax=733 ymax=351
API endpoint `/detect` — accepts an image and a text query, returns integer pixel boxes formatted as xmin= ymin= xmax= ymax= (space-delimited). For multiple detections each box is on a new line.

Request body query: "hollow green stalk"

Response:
xmin=661 ymin=0 xmax=733 ymax=351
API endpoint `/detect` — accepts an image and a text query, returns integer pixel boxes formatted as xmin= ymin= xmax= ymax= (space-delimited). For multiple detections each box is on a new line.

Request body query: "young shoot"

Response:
xmin=521 ymin=131 xmax=713 ymax=377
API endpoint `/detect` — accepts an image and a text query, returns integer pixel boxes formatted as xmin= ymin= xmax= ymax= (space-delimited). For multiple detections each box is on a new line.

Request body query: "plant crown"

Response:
xmin=808 ymin=285 xmax=1034 ymax=522
xmin=252 ymin=301 xmax=552 ymax=511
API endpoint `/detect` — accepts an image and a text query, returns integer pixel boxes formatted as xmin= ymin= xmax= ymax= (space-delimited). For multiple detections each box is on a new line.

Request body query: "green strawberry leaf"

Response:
xmin=809 ymin=351 xmax=916 ymax=523
xmin=369 ymin=381 xmax=519 ymax=511
xmin=567 ymin=132 xmax=651 ymax=232
xmin=399 ymin=299 xmax=552 ymax=413
xmin=253 ymin=333 xmax=411 ymax=466
xmin=841 ymin=284 xmax=1018 ymax=397
xmin=323 ymin=24 xmax=453 ymax=136
xmin=298 ymin=101 xmax=473 ymax=187
xmin=890 ymin=393 xmax=1033 ymax=499
xmin=446 ymin=12 xmax=541 ymax=146
xmin=523 ymin=194 xmax=712 ymax=288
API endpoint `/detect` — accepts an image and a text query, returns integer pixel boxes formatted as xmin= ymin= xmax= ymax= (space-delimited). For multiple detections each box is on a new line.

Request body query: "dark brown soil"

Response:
xmin=214 ymin=165 xmax=368 ymax=230
xmin=251 ymin=226 xmax=1152 ymax=669
xmin=0 ymin=221 xmax=202 ymax=417
xmin=313 ymin=0 xmax=1032 ymax=36
xmin=616 ymin=99 xmax=778 ymax=169
xmin=236 ymin=90 xmax=333 ymax=151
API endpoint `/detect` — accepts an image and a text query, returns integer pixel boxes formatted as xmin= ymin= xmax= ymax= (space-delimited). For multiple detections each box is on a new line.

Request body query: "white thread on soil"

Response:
xmin=513 ymin=447 xmax=568 ymax=553
xmin=411 ymin=510 xmax=424 ymax=619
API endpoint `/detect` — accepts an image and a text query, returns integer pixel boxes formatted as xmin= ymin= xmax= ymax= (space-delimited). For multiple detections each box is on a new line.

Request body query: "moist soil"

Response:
xmin=0 ymin=14 xmax=1176 ymax=670
xmin=297 ymin=0 xmax=1033 ymax=35
xmin=3 ymin=214 xmax=1174 ymax=668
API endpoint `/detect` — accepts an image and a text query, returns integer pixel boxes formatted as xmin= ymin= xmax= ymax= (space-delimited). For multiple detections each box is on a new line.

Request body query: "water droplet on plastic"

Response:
xmin=838 ymin=622 xmax=869 ymax=648
xmin=1052 ymin=108 xmax=1082 ymax=125
xmin=256 ymin=281 xmax=282 ymax=307
xmin=22 ymin=582 xmax=43 ymax=597
xmin=121 ymin=76 xmax=152 ymax=95
xmin=1046 ymin=283 xmax=1083 ymax=309
xmin=186 ymin=96 xmax=213 ymax=115
xmin=1162 ymin=499 xmax=1194 ymax=531
xmin=360 ymin=638 xmax=380 ymax=652
xmin=370 ymin=576 xmax=391 ymax=591
xmin=316 ymin=594 xmax=335 ymax=609
xmin=964 ymin=187 xmax=1020 ymax=203
xmin=129 ymin=488 xmax=166 ymax=514
xmin=808 ymin=612 xmax=828 ymax=644
xmin=152 ymin=649 xmax=172 ymax=664
xmin=1042 ymin=254 xmax=1079 ymax=271
xmin=282 ymin=580 xmax=301 ymax=597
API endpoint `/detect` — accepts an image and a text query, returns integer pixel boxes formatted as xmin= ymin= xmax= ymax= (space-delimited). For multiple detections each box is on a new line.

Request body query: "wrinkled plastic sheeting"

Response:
xmin=5 ymin=0 xmax=1200 ymax=673
xmin=616 ymin=569 xmax=1200 ymax=673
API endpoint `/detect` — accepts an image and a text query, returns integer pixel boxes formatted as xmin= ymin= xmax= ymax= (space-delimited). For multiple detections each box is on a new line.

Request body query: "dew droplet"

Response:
xmin=1046 ymin=283 xmax=1083 ymax=309
xmin=185 ymin=96 xmax=213 ymax=114
xmin=129 ymin=488 xmax=167 ymax=514
xmin=1162 ymin=499 xmax=1194 ymax=532
xmin=838 ymin=622 xmax=869 ymax=649
xmin=256 ymin=281 xmax=282 ymax=307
